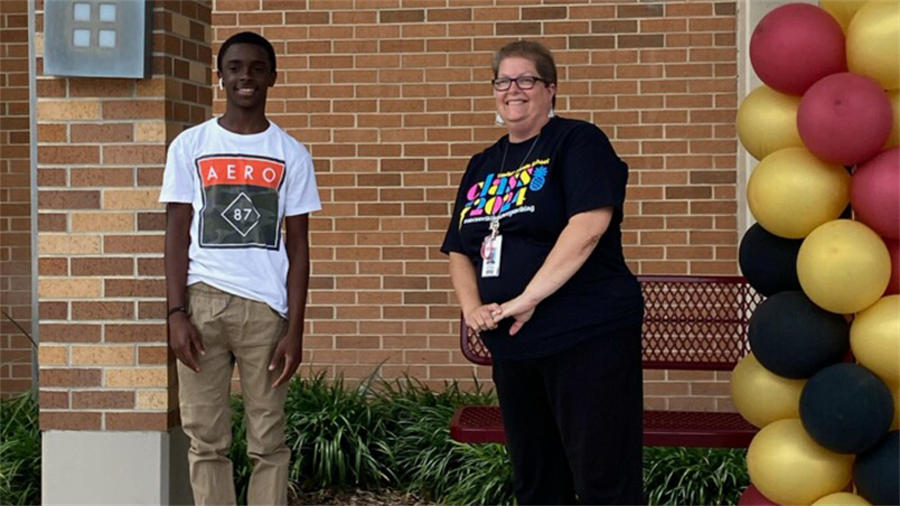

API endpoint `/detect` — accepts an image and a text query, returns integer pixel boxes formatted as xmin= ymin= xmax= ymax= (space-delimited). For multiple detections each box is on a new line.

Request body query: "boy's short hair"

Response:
xmin=217 ymin=31 xmax=277 ymax=73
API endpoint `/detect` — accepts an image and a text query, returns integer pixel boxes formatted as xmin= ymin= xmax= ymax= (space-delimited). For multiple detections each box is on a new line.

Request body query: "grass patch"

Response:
xmin=0 ymin=393 xmax=41 ymax=506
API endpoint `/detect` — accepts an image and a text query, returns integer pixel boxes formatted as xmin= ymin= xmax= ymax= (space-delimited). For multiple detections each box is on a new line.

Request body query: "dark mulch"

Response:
xmin=290 ymin=488 xmax=435 ymax=506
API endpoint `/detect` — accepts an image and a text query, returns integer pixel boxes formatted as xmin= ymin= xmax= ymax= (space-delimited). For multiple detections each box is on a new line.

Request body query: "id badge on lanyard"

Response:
xmin=480 ymin=219 xmax=502 ymax=278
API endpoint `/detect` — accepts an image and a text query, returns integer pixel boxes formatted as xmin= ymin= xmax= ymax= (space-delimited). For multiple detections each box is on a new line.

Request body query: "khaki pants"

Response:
xmin=178 ymin=282 xmax=290 ymax=506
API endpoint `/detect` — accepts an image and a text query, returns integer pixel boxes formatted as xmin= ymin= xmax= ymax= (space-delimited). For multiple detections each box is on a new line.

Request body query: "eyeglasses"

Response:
xmin=491 ymin=76 xmax=549 ymax=91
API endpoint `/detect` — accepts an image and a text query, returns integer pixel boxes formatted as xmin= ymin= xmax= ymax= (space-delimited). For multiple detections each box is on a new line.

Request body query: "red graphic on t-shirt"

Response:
xmin=198 ymin=156 xmax=285 ymax=189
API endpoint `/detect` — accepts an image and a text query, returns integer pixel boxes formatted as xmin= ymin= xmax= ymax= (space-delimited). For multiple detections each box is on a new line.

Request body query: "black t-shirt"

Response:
xmin=441 ymin=117 xmax=644 ymax=360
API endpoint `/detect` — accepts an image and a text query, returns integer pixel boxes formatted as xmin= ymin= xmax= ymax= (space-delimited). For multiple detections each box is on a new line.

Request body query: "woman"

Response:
xmin=441 ymin=40 xmax=645 ymax=505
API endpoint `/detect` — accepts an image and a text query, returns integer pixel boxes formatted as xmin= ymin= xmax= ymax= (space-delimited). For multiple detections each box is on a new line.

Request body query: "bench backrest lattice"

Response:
xmin=462 ymin=275 xmax=764 ymax=371
xmin=454 ymin=275 xmax=765 ymax=447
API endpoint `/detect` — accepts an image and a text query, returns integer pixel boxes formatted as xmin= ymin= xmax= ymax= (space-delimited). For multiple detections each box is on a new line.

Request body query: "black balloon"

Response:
xmin=739 ymin=223 xmax=803 ymax=296
xmin=839 ymin=202 xmax=853 ymax=219
xmin=748 ymin=291 xmax=849 ymax=379
xmin=799 ymin=363 xmax=893 ymax=454
xmin=855 ymin=431 xmax=899 ymax=506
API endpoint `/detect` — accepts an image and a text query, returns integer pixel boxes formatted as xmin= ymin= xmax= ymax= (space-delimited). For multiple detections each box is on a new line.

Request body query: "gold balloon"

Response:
xmin=731 ymin=353 xmax=806 ymax=428
xmin=821 ymin=0 xmax=871 ymax=32
xmin=848 ymin=1 xmax=900 ymax=90
xmin=886 ymin=90 xmax=899 ymax=149
xmin=812 ymin=492 xmax=872 ymax=506
xmin=747 ymin=419 xmax=854 ymax=506
xmin=738 ymin=86 xmax=804 ymax=161
xmin=798 ymin=220 xmax=891 ymax=313
xmin=850 ymin=295 xmax=900 ymax=384
xmin=747 ymin=148 xmax=851 ymax=239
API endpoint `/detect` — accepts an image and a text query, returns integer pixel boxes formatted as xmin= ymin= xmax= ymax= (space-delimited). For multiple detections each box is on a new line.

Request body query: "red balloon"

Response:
xmin=886 ymin=239 xmax=899 ymax=295
xmin=739 ymin=484 xmax=781 ymax=506
xmin=750 ymin=3 xmax=846 ymax=96
xmin=799 ymin=74 xmax=894 ymax=166
xmin=852 ymin=148 xmax=900 ymax=239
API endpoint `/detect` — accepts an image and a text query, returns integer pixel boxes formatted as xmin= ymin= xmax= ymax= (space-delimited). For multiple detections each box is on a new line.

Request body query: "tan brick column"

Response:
xmin=35 ymin=1 xmax=210 ymax=503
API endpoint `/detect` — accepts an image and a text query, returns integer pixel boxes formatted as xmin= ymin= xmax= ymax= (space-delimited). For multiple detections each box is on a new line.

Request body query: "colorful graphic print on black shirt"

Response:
xmin=458 ymin=157 xmax=549 ymax=229
xmin=441 ymin=117 xmax=644 ymax=360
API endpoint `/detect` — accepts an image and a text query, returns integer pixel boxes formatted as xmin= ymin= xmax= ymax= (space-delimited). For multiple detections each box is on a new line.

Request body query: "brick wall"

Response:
xmin=210 ymin=0 xmax=740 ymax=411
xmin=36 ymin=1 xmax=212 ymax=430
xmin=0 ymin=0 xmax=34 ymax=398
xmin=30 ymin=0 xmax=743 ymax=418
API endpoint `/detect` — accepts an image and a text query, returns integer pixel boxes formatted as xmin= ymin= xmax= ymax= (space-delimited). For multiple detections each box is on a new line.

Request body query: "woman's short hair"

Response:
xmin=491 ymin=40 xmax=557 ymax=106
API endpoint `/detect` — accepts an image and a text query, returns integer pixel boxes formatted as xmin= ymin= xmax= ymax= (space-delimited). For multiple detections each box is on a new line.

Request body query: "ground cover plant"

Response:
xmin=1 ymin=373 xmax=749 ymax=506
xmin=0 ymin=393 xmax=41 ymax=506
xmin=0 ymin=313 xmax=40 ymax=506
xmin=643 ymin=446 xmax=749 ymax=506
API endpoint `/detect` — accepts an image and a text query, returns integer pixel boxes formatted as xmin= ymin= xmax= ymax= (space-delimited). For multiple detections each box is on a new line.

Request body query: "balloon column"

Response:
xmin=733 ymin=2 xmax=900 ymax=505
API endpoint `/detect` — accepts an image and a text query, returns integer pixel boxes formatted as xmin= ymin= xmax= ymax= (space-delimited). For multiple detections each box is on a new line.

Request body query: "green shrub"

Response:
xmin=0 ymin=393 xmax=41 ymax=506
xmin=228 ymin=375 xmax=753 ymax=506
xmin=211 ymin=375 xmax=752 ymax=506
xmin=437 ymin=443 xmax=514 ymax=506
xmin=283 ymin=372 xmax=392 ymax=491
xmin=230 ymin=372 xmax=392 ymax=504
xmin=376 ymin=377 xmax=513 ymax=505
xmin=0 ymin=374 xmax=752 ymax=506
xmin=643 ymin=446 xmax=749 ymax=506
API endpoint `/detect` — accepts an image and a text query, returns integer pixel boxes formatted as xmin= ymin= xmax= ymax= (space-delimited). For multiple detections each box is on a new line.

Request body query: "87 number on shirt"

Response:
xmin=197 ymin=155 xmax=285 ymax=250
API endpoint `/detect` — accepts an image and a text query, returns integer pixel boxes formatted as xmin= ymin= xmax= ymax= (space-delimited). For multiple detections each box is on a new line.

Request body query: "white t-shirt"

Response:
xmin=159 ymin=118 xmax=321 ymax=316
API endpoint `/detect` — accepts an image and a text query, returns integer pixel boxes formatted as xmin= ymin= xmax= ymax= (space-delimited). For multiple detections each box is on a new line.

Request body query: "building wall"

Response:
xmin=211 ymin=0 xmax=741 ymax=411
xmin=0 ymin=0 xmax=35 ymax=398
xmin=27 ymin=0 xmax=743 ymax=417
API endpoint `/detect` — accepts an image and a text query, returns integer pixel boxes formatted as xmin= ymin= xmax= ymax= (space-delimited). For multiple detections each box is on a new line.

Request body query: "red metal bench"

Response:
xmin=450 ymin=275 xmax=764 ymax=447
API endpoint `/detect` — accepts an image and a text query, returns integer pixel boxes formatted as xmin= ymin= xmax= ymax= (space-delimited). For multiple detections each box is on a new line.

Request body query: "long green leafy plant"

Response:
xmin=220 ymin=370 xmax=752 ymax=506
xmin=229 ymin=370 xmax=393 ymax=504
xmin=284 ymin=371 xmax=393 ymax=491
xmin=0 ymin=311 xmax=40 ymax=506
xmin=0 ymin=393 xmax=41 ymax=506
xmin=377 ymin=376 xmax=514 ymax=505
xmin=643 ymin=446 xmax=749 ymax=506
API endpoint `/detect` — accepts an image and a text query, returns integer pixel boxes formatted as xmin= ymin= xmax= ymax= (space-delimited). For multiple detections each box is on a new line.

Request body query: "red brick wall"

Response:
xmin=0 ymin=0 xmax=34 ymax=397
xmin=211 ymin=0 xmax=740 ymax=410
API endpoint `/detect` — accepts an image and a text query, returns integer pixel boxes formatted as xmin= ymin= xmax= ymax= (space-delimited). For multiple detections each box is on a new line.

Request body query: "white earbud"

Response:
xmin=218 ymin=78 xmax=224 ymax=91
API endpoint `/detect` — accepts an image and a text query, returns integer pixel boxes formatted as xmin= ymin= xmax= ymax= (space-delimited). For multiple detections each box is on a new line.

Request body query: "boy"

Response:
xmin=160 ymin=32 xmax=320 ymax=506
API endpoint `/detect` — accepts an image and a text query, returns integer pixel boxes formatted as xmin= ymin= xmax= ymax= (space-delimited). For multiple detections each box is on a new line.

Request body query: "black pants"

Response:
xmin=492 ymin=322 xmax=644 ymax=506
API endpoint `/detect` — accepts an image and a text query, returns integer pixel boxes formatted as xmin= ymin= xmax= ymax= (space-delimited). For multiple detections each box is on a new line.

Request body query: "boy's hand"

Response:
xmin=168 ymin=313 xmax=204 ymax=372
xmin=269 ymin=334 xmax=302 ymax=388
